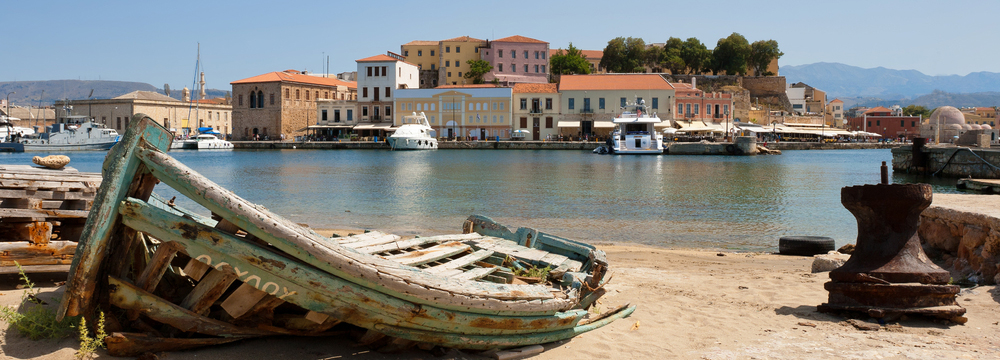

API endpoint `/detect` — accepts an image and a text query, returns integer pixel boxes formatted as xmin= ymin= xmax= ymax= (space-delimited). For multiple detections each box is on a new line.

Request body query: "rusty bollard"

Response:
xmin=818 ymin=163 xmax=966 ymax=320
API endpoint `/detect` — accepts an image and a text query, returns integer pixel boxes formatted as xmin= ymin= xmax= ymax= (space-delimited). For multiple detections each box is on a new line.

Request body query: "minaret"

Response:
xmin=182 ymin=87 xmax=190 ymax=102
xmin=199 ymin=72 xmax=206 ymax=100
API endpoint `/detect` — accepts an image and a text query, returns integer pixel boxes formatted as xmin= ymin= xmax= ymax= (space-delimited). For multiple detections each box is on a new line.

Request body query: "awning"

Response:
xmin=354 ymin=123 xmax=394 ymax=130
xmin=308 ymin=125 xmax=354 ymax=129
xmin=557 ymin=121 xmax=580 ymax=128
xmin=593 ymin=121 xmax=615 ymax=128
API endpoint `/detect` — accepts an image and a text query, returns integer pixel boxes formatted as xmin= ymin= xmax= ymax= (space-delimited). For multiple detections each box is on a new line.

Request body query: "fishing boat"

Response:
xmin=58 ymin=113 xmax=633 ymax=356
xmin=0 ymin=121 xmax=26 ymax=152
xmin=603 ymin=99 xmax=664 ymax=154
xmin=388 ymin=112 xmax=437 ymax=150
xmin=20 ymin=121 xmax=120 ymax=151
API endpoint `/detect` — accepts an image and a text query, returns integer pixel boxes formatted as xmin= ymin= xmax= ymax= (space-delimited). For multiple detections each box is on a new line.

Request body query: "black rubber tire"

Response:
xmin=778 ymin=236 xmax=835 ymax=256
xmin=725 ymin=144 xmax=736 ymax=154
xmin=735 ymin=147 xmax=745 ymax=155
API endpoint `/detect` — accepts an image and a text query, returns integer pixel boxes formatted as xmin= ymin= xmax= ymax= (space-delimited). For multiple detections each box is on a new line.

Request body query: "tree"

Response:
xmin=711 ymin=33 xmax=751 ymax=75
xmin=549 ymin=43 xmax=592 ymax=75
xmin=749 ymin=40 xmax=783 ymax=76
xmin=661 ymin=37 xmax=686 ymax=74
xmin=464 ymin=59 xmax=493 ymax=84
xmin=679 ymin=37 xmax=712 ymax=74
xmin=902 ymin=105 xmax=932 ymax=118
xmin=600 ymin=37 xmax=647 ymax=73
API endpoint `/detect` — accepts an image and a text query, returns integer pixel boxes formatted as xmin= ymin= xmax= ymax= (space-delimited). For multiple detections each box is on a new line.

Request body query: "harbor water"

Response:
xmin=0 ymin=149 xmax=961 ymax=251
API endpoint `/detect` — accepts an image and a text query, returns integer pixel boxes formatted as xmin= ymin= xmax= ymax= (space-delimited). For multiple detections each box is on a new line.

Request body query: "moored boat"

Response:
xmin=388 ymin=112 xmax=437 ymax=150
xmin=59 ymin=113 xmax=633 ymax=356
xmin=605 ymin=99 xmax=664 ymax=154
xmin=20 ymin=121 xmax=120 ymax=151
xmin=171 ymin=133 xmax=233 ymax=150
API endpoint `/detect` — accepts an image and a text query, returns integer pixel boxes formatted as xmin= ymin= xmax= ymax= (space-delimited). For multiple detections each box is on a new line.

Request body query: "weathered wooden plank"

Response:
xmin=241 ymin=295 xmax=284 ymax=320
xmin=357 ymin=234 xmax=481 ymax=254
xmin=0 ymin=241 xmax=77 ymax=255
xmin=0 ymin=208 xmax=90 ymax=221
xmin=304 ymin=310 xmax=329 ymax=324
xmin=119 ymin=198 xmax=589 ymax=334
xmin=0 ymin=189 xmax=94 ymax=200
xmin=220 ymin=283 xmax=269 ymax=319
xmin=0 ymin=179 xmax=98 ymax=190
xmin=182 ymin=258 xmax=211 ymax=281
xmin=454 ymin=267 xmax=498 ymax=281
xmin=383 ymin=242 xmax=471 ymax=266
xmin=338 ymin=232 xmax=401 ymax=248
xmin=0 ymin=164 xmax=80 ymax=173
xmin=425 ymin=249 xmax=494 ymax=274
xmin=134 ymin=241 xmax=183 ymax=293
xmin=179 ymin=265 xmax=239 ymax=316
xmin=0 ymin=264 xmax=70 ymax=274
xmin=128 ymin=148 xmax=573 ymax=314
xmin=58 ymin=114 xmax=173 ymax=321
xmin=105 ymin=332 xmax=247 ymax=357
xmin=0 ymin=171 xmax=101 ymax=181
xmin=108 ymin=276 xmax=282 ymax=337
xmin=272 ymin=314 xmax=341 ymax=332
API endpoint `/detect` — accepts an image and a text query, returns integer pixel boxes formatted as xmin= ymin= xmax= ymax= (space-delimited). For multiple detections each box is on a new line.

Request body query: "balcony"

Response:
xmin=580 ymin=107 xmax=594 ymax=114
xmin=529 ymin=107 xmax=542 ymax=114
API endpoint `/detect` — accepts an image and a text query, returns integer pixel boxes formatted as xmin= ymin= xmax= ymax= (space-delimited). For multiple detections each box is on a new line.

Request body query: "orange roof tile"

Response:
xmin=549 ymin=49 xmax=603 ymax=59
xmin=356 ymin=54 xmax=400 ymax=62
xmin=231 ymin=70 xmax=357 ymax=88
xmin=864 ymin=106 xmax=892 ymax=114
xmin=494 ymin=35 xmax=546 ymax=44
xmin=193 ymin=98 xmax=227 ymax=105
xmin=670 ymin=83 xmax=693 ymax=89
xmin=434 ymin=84 xmax=507 ymax=89
xmin=403 ymin=40 xmax=439 ymax=46
xmin=829 ymin=98 xmax=843 ymax=103
xmin=512 ymin=83 xmax=557 ymax=93
xmin=559 ymin=74 xmax=673 ymax=91
xmin=442 ymin=35 xmax=485 ymax=43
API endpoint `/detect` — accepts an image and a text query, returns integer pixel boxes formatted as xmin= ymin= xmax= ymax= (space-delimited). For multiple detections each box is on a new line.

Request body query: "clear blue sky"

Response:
xmin=4 ymin=0 xmax=998 ymax=90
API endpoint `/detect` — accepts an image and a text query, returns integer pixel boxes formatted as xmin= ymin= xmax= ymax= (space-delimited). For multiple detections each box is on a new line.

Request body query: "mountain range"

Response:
xmin=780 ymin=62 xmax=1000 ymax=108
xmin=0 ymin=80 xmax=228 ymax=107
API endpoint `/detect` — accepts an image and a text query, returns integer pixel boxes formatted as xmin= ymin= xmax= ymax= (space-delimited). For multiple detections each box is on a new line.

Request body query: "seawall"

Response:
xmin=919 ymin=194 xmax=1000 ymax=284
xmin=892 ymin=145 xmax=1000 ymax=178
xmin=234 ymin=141 xmax=893 ymax=151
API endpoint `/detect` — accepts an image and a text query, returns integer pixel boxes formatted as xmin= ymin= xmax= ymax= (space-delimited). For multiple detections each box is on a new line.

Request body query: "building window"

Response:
xmin=417 ymin=50 xmax=422 ymax=56
xmin=546 ymin=98 xmax=552 ymax=110
xmin=430 ymin=50 xmax=435 ymax=56
xmin=117 ymin=117 xmax=122 ymax=129
xmin=499 ymin=103 xmax=504 ymax=110
xmin=305 ymin=90 xmax=309 ymax=100
xmin=347 ymin=109 xmax=353 ymax=121
xmin=511 ymin=50 xmax=515 ymax=58
xmin=385 ymin=87 xmax=391 ymax=98
xmin=620 ymin=98 xmax=626 ymax=108
xmin=456 ymin=46 xmax=461 ymax=53
xmin=876 ymin=120 xmax=880 ymax=126
xmin=322 ymin=110 xmax=328 ymax=121
xmin=367 ymin=67 xmax=373 ymax=77
xmin=523 ymin=50 xmax=528 ymax=59
xmin=694 ymin=104 xmax=699 ymax=115
xmin=868 ymin=121 xmax=872 ymax=127
xmin=238 ymin=94 xmax=243 ymax=106
xmin=499 ymin=64 xmax=503 ymax=72
xmin=258 ymin=90 xmax=264 ymax=108
xmin=707 ymin=104 xmax=712 ymax=115
xmin=546 ymin=117 xmax=553 ymax=128
xmin=512 ymin=64 xmax=516 ymax=73
xmin=901 ymin=120 xmax=905 ymax=127
xmin=541 ymin=65 xmax=546 ymax=73
xmin=535 ymin=51 xmax=539 ymax=59
xmin=568 ymin=98 xmax=575 ymax=110
xmin=685 ymin=104 xmax=691 ymax=115
xmin=542 ymin=51 xmax=546 ymax=59
xmin=652 ymin=98 xmax=658 ymax=109
xmin=448 ymin=72 xmax=452 ymax=77
xmin=723 ymin=105 xmax=729 ymax=115
xmin=285 ymin=89 xmax=289 ymax=99
xmin=446 ymin=46 xmax=450 ymax=53
xmin=499 ymin=49 xmax=503 ymax=58
xmin=431 ymin=64 xmax=435 ymax=70
xmin=270 ymin=93 xmax=274 ymax=105
xmin=363 ymin=106 xmax=368 ymax=117
xmin=446 ymin=60 xmax=450 ymax=67
xmin=404 ymin=50 xmax=409 ymax=56
xmin=458 ymin=72 xmax=462 ymax=77
xmin=249 ymin=92 xmax=256 ymax=108
xmin=599 ymin=98 xmax=605 ymax=109
xmin=363 ymin=87 xmax=368 ymax=98
xmin=584 ymin=98 xmax=591 ymax=111
xmin=535 ymin=65 xmax=539 ymax=73
xmin=912 ymin=121 xmax=916 ymax=127
xmin=295 ymin=89 xmax=300 ymax=100
xmin=381 ymin=66 xmax=386 ymax=76
xmin=520 ymin=98 xmax=527 ymax=110
xmin=524 ymin=64 xmax=528 ymax=72
xmin=385 ymin=106 xmax=391 ymax=117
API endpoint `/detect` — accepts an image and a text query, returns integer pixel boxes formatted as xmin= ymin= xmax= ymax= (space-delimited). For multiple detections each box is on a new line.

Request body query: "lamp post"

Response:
xmin=725 ymin=109 xmax=730 ymax=141
xmin=4 ymin=91 xmax=14 ymax=123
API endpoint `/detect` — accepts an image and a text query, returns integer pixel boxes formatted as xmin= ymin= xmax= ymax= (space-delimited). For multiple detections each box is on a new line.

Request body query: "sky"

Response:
xmin=3 ymin=0 xmax=999 ymax=91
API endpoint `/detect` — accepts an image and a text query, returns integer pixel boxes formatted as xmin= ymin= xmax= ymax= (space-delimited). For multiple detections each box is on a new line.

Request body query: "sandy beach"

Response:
xmin=2 ymin=241 xmax=999 ymax=359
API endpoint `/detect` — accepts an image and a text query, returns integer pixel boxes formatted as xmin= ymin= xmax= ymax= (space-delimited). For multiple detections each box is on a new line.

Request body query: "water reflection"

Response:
xmin=2 ymin=148 xmax=970 ymax=251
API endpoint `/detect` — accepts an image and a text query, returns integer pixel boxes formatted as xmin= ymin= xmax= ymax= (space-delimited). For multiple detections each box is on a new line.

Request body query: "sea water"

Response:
xmin=0 ymin=149 xmax=961 ymax=251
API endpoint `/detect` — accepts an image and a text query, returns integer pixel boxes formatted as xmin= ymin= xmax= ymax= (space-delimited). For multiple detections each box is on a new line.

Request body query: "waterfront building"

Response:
xmin=313 ymin=98 xmax=358 ymax=140
xmin=671 ymin=80 xmax=734 ymax=135
xmin=847 ymin=106 xmax=922 ymax=140
xmin=557 ymin=74 xmax=675 ymax=138
xmin=394 ymin=85 xmax=512 ymax=140
xmin=400 ymin=40 xmax=441 ymax=88
xmin=827 ymin=98 xmax=845 ymax=127
xmin=438 ymin=36 xmax=487 ymax=86
xmin=512 ymin=83 xmax=559 ymax=140
xmin=786 ymin=82 xmax=826 ymax=115
xmin=231 ymin=69 xmax=356 ymax=140
xmin=355 ymin=52 xmax=420 ymax=138
xmin=970 ymin=107 xmax=997 ymax=127
xmin=479 ymin=35 xmax=550 ymax=84
xmin=55 ymin=90 xmax=232 ymax=137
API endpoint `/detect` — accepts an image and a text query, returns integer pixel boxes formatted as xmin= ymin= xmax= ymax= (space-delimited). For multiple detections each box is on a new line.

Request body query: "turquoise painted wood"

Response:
xmin=133 ymin=146 xmax=574 ymax=315
xmin=59 ymin=114 xmax=173 ymax=320
xmin=119 ymin=198 xmax=591 ymax=336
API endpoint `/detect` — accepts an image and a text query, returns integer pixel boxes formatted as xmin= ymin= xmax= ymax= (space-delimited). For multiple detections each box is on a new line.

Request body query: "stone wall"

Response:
xmin=891 ymin=145 xmax=1000 ymax=178
xmin=663 ymin=75 xmax=790 ymax=120
xmin=919 ymin=194 xmax=1000 ymax=284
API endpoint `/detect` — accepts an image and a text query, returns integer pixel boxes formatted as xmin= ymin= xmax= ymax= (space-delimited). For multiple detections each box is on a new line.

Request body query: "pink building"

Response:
xmin=672 ymin=82 xmax=733 ymax=122
xmin=479 ymin=35 xmax=549 ymax=84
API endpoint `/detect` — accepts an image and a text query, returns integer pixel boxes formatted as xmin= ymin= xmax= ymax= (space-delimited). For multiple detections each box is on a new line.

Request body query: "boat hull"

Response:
xmin=388 ymin=136 xmax=437 ymax=150
xmin=22 ymin=141 xmax=118 ymax=151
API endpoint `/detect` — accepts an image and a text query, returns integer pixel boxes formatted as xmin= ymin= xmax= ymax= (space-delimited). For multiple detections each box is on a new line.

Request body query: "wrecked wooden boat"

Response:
xmin=57 ymin=114 xmax=634 ymax=356
xmin=0 ymin=164 xmax=100 ymax=273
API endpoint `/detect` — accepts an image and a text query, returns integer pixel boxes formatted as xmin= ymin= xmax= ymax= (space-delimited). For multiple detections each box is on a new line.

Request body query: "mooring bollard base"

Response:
xmin=818 ymin=282 xmax=966 ymax=319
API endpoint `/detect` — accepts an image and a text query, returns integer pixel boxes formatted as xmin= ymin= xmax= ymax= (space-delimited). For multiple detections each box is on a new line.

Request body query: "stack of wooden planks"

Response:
xmin=0 ymin=164 xmax=101 ymax=273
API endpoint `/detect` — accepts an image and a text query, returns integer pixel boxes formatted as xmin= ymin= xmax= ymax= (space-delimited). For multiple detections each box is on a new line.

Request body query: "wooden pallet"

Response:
xmin=0 ymin=165 xmax=100 ymax=273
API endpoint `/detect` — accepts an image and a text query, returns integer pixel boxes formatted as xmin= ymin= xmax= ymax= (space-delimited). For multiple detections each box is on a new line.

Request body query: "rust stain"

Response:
xmin=177 ymin=223 xmax=199 ymax=240
xmin=256 ymin=256 xmax=287 ymax=270
xmin=469 ymin=317 xmax=524 ymax=330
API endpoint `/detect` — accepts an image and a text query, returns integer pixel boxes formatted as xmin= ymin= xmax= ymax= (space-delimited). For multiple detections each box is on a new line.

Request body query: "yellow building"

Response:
xmin=394 ymin=85 xmax=512 ymax=139
xmin=437 ymin=36 xmax=486 ymax=86
xmin=400 ymin=40 xmax=441 ymax=88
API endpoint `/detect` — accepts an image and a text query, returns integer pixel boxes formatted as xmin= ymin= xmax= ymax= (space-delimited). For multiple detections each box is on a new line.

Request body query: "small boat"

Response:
xmin=606 ymin=99 xmax=664 ymax=154
xmin=0 ymin=120 xmax=26 ymax=152
xmin=388 ymin=112 xmax=437 ymax=150
xmin=59 ymin=113 xmax=633 ymax=356
xmin=171 ymin=133 xmax=233 ymax=150
xmin=20 ymin=121 xmax=120 ymax=151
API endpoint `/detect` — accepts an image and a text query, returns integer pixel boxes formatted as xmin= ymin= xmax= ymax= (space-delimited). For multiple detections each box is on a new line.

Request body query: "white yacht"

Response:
xmin=388 ymin=112 xmax=437 ymax=150
xmin=171 ymin=133 xmax=233 ymax=150
xmin=605 ymin=99 xmax=664 ymax=154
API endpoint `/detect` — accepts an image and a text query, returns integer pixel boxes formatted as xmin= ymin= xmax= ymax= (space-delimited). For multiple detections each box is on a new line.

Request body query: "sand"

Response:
xmin=2 ymin=243 xmax=999 ymax=359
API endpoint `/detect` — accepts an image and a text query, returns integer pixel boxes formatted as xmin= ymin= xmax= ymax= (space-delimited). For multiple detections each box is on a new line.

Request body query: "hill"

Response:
xmin=780 ymin=62 xmax=1000 ymax=99
xmin=0 ymin=80 xmax=228 ymax=106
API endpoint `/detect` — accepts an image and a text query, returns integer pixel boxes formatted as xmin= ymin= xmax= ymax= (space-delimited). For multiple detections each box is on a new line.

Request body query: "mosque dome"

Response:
xmin=945 ymin=123 xmax=963 ymax=130
xmin=969 ymin=124 xmax=983 ymax=130
xmin=928 ymin=106 xmax=966 ymax=126
xmin=982 ymin=124 xmax=993 ymax=130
